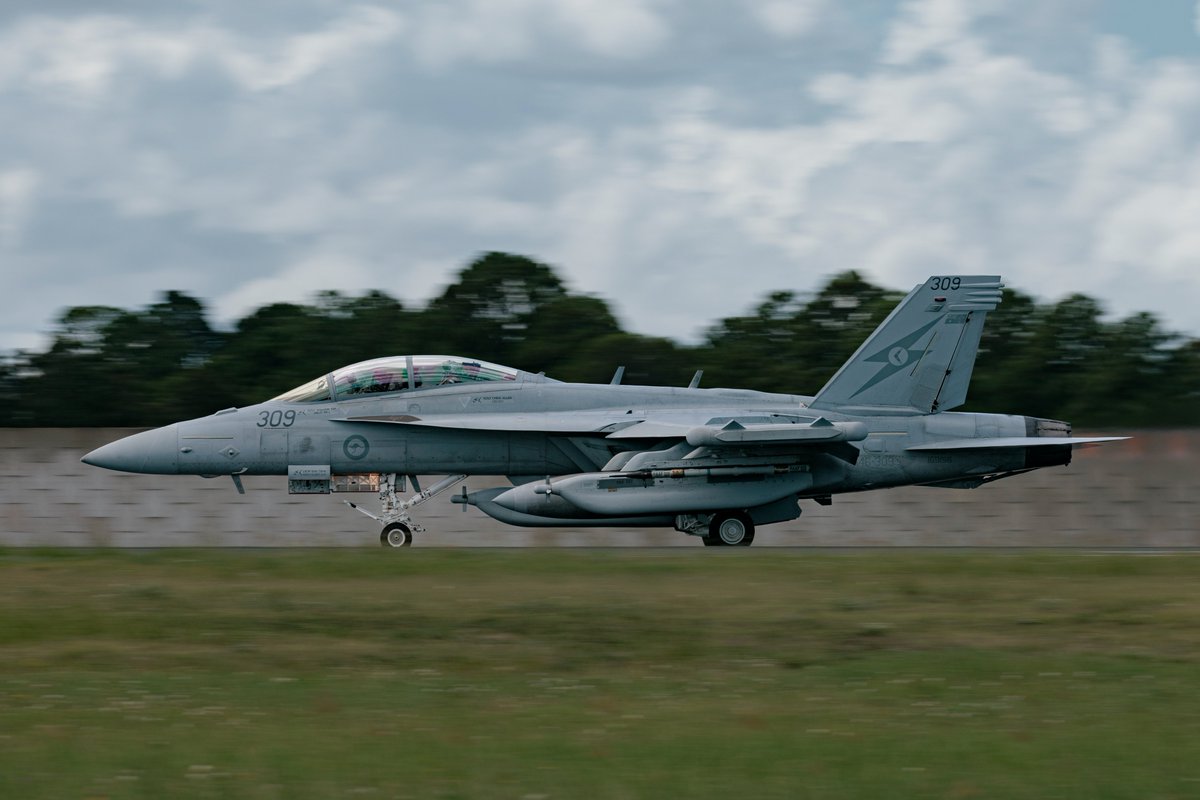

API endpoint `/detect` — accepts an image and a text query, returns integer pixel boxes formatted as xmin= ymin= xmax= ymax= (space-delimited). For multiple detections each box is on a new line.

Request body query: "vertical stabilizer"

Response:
xmin=810 ymin=276 xmax=1003 ymax=413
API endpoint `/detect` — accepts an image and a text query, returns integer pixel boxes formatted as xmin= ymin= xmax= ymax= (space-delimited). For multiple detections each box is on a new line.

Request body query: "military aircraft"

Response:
xmin=83 ymin=275 xmax=1125 ymax=547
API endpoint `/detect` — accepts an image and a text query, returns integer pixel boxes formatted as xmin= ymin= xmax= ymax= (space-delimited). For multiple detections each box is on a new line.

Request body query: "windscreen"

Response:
xmin=272 ymin=374 xmax=332 ymax=403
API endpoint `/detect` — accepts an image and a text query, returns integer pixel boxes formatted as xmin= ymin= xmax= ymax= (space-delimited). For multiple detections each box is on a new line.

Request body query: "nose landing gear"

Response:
xmin=344 ymin=473 xmax=466 ymax=548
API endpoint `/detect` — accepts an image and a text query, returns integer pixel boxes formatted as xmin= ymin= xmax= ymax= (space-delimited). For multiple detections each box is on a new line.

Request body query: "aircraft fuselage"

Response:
xmin=82 ymin=276 xmax=1124 ymax=546
xmin=84 ymin=379 xmax=1052 ymax=496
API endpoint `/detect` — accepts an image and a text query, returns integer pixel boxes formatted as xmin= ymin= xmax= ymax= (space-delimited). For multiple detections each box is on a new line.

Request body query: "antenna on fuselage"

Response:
xmin=610 ymin=366 xmax=625 ymax=385
xmin=688 ymin=370 xmax=703 ymax=389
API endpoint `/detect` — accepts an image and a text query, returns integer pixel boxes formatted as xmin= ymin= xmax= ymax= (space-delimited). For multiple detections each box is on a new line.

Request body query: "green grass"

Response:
xmin=1 ymin=549 xmax=1199 ymax=799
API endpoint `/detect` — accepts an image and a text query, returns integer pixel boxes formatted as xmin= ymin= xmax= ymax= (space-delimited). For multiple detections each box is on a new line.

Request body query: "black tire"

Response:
xmin=701 ymin=535 xmax=721 ymax=546
xmin=708 ymin=512 xmax=755 ymax=546
xmin=380 ymin=523 xmax=412 ymax=548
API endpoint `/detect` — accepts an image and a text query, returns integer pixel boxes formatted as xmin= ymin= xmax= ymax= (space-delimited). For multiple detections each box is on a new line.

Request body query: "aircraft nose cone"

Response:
xmin=81 ymin=424 xmax=180 ymax=474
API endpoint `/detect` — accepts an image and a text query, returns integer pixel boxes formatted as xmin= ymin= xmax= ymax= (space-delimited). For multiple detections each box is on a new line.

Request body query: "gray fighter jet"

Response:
xmin=83 ymin=275 xmax=1125 ymax=547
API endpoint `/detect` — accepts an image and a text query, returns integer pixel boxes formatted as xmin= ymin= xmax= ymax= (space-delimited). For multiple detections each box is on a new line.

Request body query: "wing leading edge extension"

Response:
xmin=342 ymin=413 xmax=870 ymax=445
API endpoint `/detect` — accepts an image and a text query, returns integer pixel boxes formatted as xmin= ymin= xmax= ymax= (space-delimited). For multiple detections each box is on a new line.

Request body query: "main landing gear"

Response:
xmin=676 ymin=510 xmax=758 ymax=546
xmin=344 ymin=473 xmax=466 ymax=548
xmin=701 ymin=511 xmax=755 ymax=547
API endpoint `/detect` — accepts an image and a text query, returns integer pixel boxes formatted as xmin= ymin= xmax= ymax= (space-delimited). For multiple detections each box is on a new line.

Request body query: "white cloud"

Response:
xmin=883 ymin=0 xmax=981 ymax=65
xmin=0 ymin=167 xmax=39 ymax=247
xmin=213 ymin=251 xmax=378 ymax=323
xmin=5 ymin=0 xmax=1200 ymax=356
xmin=646 ymin=2 xmax=1200 ymax=330
xmin=216 ymin=6 xmax=403 ymax=91
xmin=0 ymin=7 xmax=403 ymax=99
xmin=749 ymin=0 xmax=825 ymax=39
xmin=0 ymin=15 xmax=187 ymax=98
xmin=556 ymin=0 xmax=670 ymax=59
xmin=408 ymin=0 xmax=668 ymax=68
xmin=1077 ymin=62 xmax=1200 ymax=286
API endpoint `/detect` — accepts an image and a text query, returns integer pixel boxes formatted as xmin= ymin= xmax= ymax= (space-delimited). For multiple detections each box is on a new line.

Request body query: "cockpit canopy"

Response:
xmin=272 ymin=355 xmax=520 ymax=403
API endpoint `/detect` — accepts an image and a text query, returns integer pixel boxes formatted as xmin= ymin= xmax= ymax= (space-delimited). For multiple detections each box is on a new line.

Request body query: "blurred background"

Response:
xmin=5 ymin=256 xmax=1198 ymax=428
xmin=6 ymin=7 xmax=1200 ymax=800
xmin=2 ymin=0 xmax=1199 ymax=544
xmin=1 ymin=257 xmax=1195 ymax=546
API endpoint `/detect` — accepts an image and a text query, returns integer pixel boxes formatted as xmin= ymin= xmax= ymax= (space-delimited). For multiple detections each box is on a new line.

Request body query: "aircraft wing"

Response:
xmin=343 ymin=413 xmax=869 ymax=444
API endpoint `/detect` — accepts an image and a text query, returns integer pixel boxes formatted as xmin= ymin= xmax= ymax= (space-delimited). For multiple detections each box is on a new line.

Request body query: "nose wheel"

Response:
xmin=380 ymin=522 xmax=412 ymax=548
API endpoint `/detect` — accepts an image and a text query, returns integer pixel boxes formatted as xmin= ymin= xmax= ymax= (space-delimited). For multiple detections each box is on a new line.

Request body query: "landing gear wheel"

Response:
xmin=708 ymin=512 xmax=755 ymax=546
xmin=380 ymin=523 xmax=413 ymax=548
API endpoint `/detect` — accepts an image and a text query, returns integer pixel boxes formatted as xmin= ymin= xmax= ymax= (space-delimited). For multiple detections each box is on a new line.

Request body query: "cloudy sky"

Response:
xmin=3 ymin=0 xmax=1200 ymax=353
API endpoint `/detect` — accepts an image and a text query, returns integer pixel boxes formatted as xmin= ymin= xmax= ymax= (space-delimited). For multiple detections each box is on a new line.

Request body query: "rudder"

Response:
xmin=810 ymin=275 xmax=1003 ymax=413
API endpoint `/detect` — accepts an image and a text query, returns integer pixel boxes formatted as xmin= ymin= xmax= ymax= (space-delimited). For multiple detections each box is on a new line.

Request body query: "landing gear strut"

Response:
xmin=345 ymin=473 xmax=466 ymax=548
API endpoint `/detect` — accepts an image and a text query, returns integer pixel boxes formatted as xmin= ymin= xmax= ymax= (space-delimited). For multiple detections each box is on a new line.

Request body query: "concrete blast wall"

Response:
xmin=0 ymin=428 xmax=1194 ymax=547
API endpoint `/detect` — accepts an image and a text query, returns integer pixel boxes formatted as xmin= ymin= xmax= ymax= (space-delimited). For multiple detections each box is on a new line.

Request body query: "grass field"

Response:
xmin=1 ymin=548 xmax=1199 ymax=799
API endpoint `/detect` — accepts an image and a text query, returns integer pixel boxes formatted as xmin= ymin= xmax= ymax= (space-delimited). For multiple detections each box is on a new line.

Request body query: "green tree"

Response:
xmin=201 ymin=291 xmax=414 ymax=407
xmin=2 ymin=256 xmax=1198 ymax=428
xmin=964 ymin=287 xmax=1042 ymax=415
xmin=1161 ymin=340 xmax=1200 ymax=424
xmin=514 ymin=295 xmax=624 ymax=377
xmin=422 ymin=252 xmax=567 ymax=365
xmin=699 ymin=271 xmax=900 ymax=394
xmin=556 ymin=332 xmax=693 ymax=387
xmin=1070 ymin=312 xmax=1178 ymax=427
xmin=9 ymin=295 xmax=224 ymax=425
xmin=697 ymin=290 xmax=808 ymax=392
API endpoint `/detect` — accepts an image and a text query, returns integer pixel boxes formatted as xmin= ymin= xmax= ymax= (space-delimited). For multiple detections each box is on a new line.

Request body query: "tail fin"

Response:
xmin=810 ymin=276 xmax=1003 ymax=413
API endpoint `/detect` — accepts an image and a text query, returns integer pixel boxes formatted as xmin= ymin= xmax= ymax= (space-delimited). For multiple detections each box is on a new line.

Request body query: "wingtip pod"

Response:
xmin=811 ymin=275 xmax=1004 ymax=414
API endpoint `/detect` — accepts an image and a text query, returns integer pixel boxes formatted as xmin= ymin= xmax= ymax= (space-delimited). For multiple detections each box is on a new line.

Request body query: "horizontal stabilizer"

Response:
xmin=908 ymin=436 xmax=1128 ymax=451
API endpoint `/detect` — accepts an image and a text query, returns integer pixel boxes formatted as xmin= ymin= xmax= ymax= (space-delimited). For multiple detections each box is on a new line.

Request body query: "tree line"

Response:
xmin=2 ymin=252 xmax=1196 ymax=427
